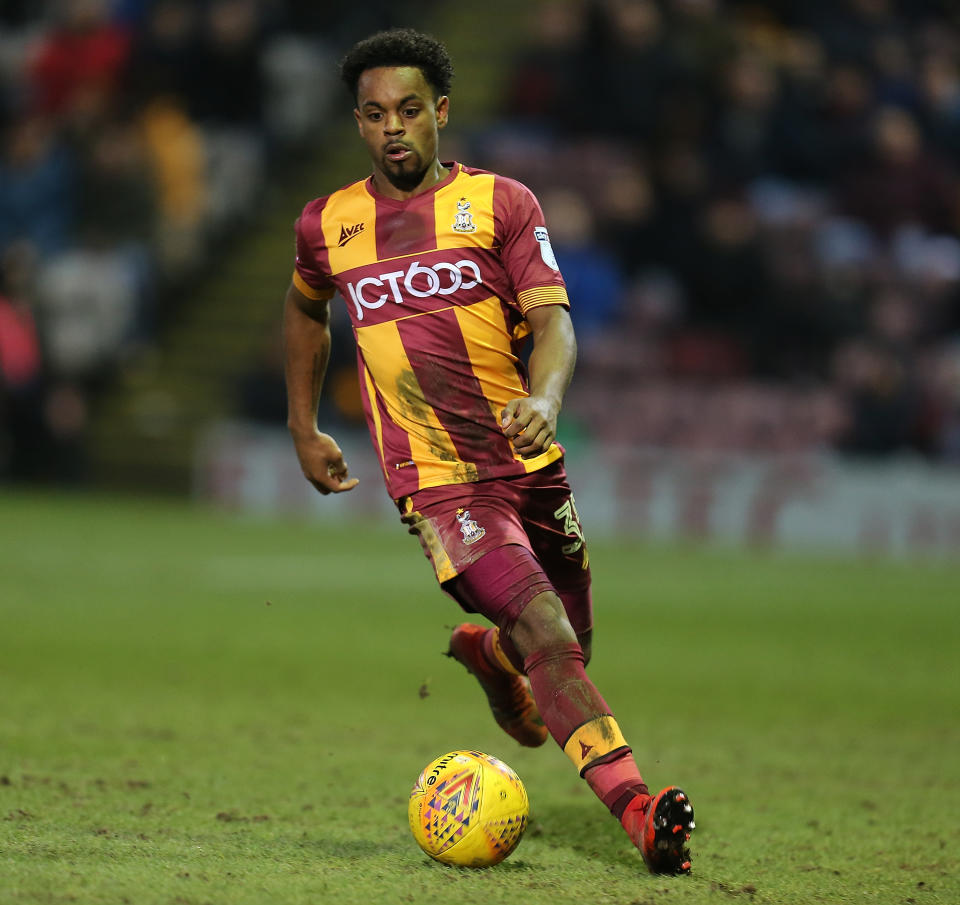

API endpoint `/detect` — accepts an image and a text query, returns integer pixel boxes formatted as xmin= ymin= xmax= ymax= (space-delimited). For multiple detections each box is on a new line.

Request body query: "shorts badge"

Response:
xmin=456 ymin=508 xmax=486 ymax=545
xmin=452 ymin=197 xmax=478 ymax=233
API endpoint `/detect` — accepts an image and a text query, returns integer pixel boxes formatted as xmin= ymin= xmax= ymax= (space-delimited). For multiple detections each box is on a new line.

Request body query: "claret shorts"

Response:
xmin=398 ymin=460 xmax=592 ymax=635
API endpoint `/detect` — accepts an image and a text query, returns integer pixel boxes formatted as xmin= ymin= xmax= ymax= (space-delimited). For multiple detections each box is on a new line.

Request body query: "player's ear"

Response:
xmin=436 ymin=95 xmax=449 ymax=129
xmin=354 ymin=107 xmax=363 ymax=134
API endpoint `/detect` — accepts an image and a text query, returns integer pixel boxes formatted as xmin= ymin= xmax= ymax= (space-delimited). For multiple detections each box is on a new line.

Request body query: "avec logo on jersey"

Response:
xmin=338 ymin=222 xmax=365 ymax=247
xmin=345 ymin=259 xmax=483 ymax=321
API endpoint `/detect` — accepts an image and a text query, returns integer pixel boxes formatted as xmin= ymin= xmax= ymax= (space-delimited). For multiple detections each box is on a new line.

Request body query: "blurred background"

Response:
xmin=1 ymin=0 xmax=959 ymax=556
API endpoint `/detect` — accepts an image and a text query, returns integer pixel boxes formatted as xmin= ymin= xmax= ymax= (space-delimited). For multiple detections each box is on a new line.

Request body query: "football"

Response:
xmin=408 ymin=749 xmax=529 ymax=868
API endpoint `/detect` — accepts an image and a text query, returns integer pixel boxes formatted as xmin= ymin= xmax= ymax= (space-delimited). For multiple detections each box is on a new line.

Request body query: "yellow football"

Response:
xmin=408 ymin=750 xmax=529 ymax=868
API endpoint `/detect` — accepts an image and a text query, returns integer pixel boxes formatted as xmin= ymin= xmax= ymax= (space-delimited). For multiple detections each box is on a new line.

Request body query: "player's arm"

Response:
xmin=501 ymin=303 xmax=577 ymax=459
xmin=283 ymin=281 xmax=359 ymax=494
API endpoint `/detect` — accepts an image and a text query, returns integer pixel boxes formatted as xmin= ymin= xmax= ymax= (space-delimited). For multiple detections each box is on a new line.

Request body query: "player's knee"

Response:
xmin=509 ymin=591 xmax=578 ymax=660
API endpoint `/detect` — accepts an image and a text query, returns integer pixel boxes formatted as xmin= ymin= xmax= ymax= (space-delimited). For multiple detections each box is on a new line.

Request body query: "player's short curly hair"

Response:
xmin=339 ymin=28 xmax=454 ymax=102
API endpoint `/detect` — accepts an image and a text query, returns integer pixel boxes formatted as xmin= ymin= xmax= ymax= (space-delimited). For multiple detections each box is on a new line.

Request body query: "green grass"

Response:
xmin=1 ymin=490 xmax=957 ymax=904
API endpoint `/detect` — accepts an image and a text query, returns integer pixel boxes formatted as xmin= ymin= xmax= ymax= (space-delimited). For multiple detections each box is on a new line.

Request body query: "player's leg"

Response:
xmin=458 ymin=569 xmax=645 ymax=812
xmin=399 ymin=490 xmax=548 ymax=747
xmin=400 ymin=477 xmax=695 ymax=872
xmin=444 ymin=542 xmax=556 ymax=747
xmin=515 ymin=462 xmax=693 ymax=872
xmin=519 ymin=462 xmax=594 ymax=662
xmin=510 ymin=590 xmax=695 ymax=874
xmin=453 ymin=554 xmax=694 ymax=873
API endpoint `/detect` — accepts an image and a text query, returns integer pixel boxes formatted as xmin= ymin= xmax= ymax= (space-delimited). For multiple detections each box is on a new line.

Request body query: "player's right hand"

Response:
xmin=292 ymin=430 xmax=360 ymax=495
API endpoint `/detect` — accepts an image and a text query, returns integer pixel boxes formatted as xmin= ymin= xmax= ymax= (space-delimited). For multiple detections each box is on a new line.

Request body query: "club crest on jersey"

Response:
xmin=456 ymin=508 xmax=486 ymax=545
xmin=452 ymin=197 xmax=477 ymax=233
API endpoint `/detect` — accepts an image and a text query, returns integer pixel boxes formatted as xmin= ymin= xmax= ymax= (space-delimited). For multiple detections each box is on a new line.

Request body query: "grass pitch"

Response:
xmin=1 ymin=490 xmax=957 ymax=905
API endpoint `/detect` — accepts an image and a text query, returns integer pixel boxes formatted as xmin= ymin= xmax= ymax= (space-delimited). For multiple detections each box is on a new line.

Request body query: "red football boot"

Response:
xmin=446 ymin=623 xmax=548 ymax=747
xmin=620 ymin=786 xmax=695 ymax=874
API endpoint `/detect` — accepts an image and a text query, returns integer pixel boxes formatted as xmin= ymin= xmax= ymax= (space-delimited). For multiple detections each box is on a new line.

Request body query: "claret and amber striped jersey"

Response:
xmin=293 ymin=162 xmax=570 ymax=500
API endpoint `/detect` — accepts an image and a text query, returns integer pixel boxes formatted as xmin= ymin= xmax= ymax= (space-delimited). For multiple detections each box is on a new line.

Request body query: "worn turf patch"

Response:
xmin=1 ymin=491 xmax=958 ymax=904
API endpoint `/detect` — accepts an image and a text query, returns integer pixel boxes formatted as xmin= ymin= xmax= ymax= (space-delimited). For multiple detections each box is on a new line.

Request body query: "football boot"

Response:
xmin=446 ymin=623 xmax=548 ymax=748
xmin=620 ymin=786 xmax=695 ymax=874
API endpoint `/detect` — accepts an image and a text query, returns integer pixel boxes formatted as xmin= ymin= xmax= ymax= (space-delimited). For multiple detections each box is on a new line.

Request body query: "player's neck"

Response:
xmin=370 ymin=160 xmax=450 ymax=201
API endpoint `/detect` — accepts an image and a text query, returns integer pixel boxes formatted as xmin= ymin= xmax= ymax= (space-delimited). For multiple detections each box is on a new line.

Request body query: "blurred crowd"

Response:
xmin=0 ymin=0 xmax=428 ymax=480
xmin=3 ymin=1 xmax=960 ymax=484
xmin=470 ymin=0 xmax=960 ymax=461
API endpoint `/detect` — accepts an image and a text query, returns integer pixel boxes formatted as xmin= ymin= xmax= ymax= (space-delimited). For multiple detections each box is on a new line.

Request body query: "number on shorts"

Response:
xmin=553 ymin=495 xmax=585 ymax=555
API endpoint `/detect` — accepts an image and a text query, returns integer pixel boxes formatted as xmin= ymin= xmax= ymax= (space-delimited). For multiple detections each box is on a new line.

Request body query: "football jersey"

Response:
xmin=293 ymin=162 xmax=569 ymax=500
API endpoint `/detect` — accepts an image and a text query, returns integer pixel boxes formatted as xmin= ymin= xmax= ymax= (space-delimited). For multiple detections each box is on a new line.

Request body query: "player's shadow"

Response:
xmin=304 ymin=836 xmax=403 ymax=858
xmin=526 ymin=802 xmax=648 ymax=872
xmin=408 ymin=856 xmax=541 ymax=873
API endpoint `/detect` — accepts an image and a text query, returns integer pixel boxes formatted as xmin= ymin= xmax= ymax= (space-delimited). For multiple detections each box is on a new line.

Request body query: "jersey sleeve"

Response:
xmin=293 ymin=199 xmax=336 ymax=300
xmin=495 ymin=177 xmax=569 ymax=315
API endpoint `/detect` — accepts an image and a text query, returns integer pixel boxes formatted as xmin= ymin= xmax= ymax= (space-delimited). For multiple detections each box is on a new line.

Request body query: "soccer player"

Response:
xmin=283 ymin=28 xmax=694 ymax=874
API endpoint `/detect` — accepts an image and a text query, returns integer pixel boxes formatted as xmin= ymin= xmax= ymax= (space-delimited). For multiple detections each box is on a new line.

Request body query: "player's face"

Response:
xmin=354 ymin=66 xmax=448 ymax=197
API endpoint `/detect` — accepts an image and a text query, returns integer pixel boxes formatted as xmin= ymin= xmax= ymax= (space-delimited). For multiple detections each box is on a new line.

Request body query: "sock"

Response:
xmin=585 ymin=755 xmax=649 ymax=819
xmin=524 ymin=642 xmax=648 ymax=816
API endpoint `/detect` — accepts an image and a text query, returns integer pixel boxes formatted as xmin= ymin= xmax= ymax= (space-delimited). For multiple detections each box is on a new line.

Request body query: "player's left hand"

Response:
xmin=501 ymin=396 xmax=558 ymax=459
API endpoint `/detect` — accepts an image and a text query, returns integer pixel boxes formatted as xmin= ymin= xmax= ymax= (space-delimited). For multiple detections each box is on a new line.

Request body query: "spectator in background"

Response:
xmin=238 ymin=312 xmax=361 ymax=428
xmin=493 ymin=0 xmax=960 ymax=461
xmin=766 ymin=30 xmax=831 ymax=183
xmin=191 ymin=0 xmax=266 ymax=226
xmin=111 ymin=0 xmax=154 ymax=28
xmin=540 ymin=186 xmax=625 ymax=337
xmin=76 ymin=114 xmax=156 ymax=252
xmin=648 ymin=140 xmax=709 ymax=280
xmin=37 ymin=239 xmax=142 ymax=382
xmin=126 ymin=0 xmax=202 ymax=107
xmin=840 ymin=105 xmax=957 ymax=238
xmin=191 ymin=0 xmax=264 ymax=127
xmin=818 ymin=62 xmax=875 ymax=176
xmin=871 ymin=32 xmax=918 ymax=111
xmin=0 ymin=242 xmax=46 ymax=479
xmin=1 ymin=0 xmax=397 ymax=486
xmin=707 ymin=47 xmax=781 ymax=183
xmin=832 ymin=335 xmax=922 ymax=456
xmin=27 ymin=0 xmax=132 ymax=134
xmin=504 ymin=1 xmax=593 ymax=130
xmin=682 ymin=193 xmax=769 ymax=375
xmin=594 ymin=160 xmax=661 ymax=278
xmin=236 ymin=331 xmax=289 ymax=426
xmin=0 ymin=114 xmax=75 ymax=256
xmin=924 ymin=341 xmax=960 ymax=461
xmin=587 ymin=0 xmax=675 ymax=142
xmin=920 ymin=51 xmax=960 ymax=160
xmin=33 ymin=113 xmax=158 ymax=373
xmin=140 ymin=96 xmax=208 ymax=272
xmin=0 ymin=238 xmax=88 ymax=484
xmin=4 ymin=0 xmax=960 ymax=476
xmin=0 ymin=1 xmax=39 ymax=27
